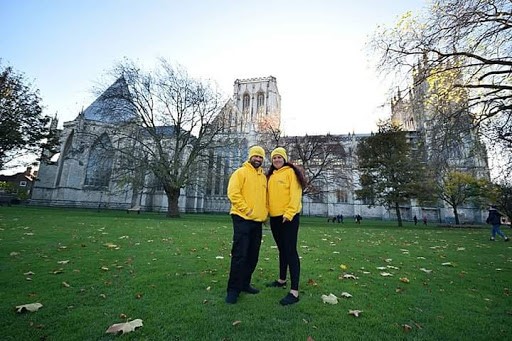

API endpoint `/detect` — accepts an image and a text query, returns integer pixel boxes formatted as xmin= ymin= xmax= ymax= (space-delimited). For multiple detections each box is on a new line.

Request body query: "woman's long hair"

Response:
xmin=266 ymin=162 xmax=307 ymax=190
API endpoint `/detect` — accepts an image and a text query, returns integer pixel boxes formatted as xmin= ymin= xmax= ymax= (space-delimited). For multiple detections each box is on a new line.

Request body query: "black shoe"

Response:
xmin=505 ymin=237 xmax=510 ymax=242
xmin=242 ymin=286 xmax=260 ymax=294
xmin=266 ymin=280 xmax=286 ymax=288
xmin=490 ymin=237 xmax=495 ymax=241
xmin=279 ymin=293 xmax=299 ymax=306
xmin=225 ymin=291 xmax=239 ymax=304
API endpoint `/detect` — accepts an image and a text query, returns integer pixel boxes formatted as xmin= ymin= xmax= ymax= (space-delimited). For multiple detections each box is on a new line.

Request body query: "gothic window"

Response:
xmin=257 ymin=92 xmax=264 ymax=110
xmin=206 ymin=150 xmax=214 ymax=195
xmin=336 ymin=189 xmax=348 ymax=203
xmin=223 ymin=158 xmax=230 ymax=194
xmin=84 ymin=134 xmax=113 ymax=188
xmin=214 ymin=155 xmax=222 ymax=195
xmin=56 ymin=130 xmax=74 ymax=187
xmin=243 ymin=94 xmax=250 ymax=112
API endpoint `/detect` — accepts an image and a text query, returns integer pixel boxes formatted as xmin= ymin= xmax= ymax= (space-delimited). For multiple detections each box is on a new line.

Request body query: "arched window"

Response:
xmin=84 ymin=134 xmax=114 ymax=188
xmin=257 ymin=92 xmax=264 ymax=109
xmin=56 ymin=130 xmax=74 ymax=187
xmin=242 ymin=94 xmax=250 ymax=111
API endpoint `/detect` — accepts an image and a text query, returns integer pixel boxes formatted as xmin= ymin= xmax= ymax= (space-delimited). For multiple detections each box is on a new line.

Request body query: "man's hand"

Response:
xmin=282 ymin=216 xmax=290 ymax=223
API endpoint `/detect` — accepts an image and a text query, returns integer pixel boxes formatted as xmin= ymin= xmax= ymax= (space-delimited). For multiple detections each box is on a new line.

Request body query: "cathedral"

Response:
xmin=31 ymin=70 xmax=489 ymax=223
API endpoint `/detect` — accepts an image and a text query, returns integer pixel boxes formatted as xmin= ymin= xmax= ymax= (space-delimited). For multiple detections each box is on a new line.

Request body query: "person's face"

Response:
xmin=249 ymin=155 xmax=263 ymax=169
xmin=272 ymin=155 xmax=285 ymax=169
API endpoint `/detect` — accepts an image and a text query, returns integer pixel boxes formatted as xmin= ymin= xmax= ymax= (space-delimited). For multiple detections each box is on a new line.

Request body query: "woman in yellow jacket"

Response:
xmin=266 ymin=147 xmax=307 ymax=305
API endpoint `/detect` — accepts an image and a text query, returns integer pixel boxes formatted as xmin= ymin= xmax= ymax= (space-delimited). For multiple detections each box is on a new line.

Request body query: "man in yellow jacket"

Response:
xmin=225 ymin=145 xmax=268 ymax=304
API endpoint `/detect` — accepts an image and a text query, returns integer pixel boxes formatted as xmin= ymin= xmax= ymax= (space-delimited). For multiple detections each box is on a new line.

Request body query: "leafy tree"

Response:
xmin=370 ymin=0 xmax=512 ymax=180
xmin=0 ymin=64 xmax=57 ymax=170
xmin=97 ymin=58 xmax=226 ymax=217
xmin=356 ymin=121 xmax=431 ymax=226
xmin=493 ymin=183 xmax=512 ymax=223
xmin=437 ymin=170 xmax=490 ymax=225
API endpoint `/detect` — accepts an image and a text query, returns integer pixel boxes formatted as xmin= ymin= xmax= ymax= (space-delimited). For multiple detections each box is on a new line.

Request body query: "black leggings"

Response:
xmin=270 ymin=214 xmax=300 ymax=291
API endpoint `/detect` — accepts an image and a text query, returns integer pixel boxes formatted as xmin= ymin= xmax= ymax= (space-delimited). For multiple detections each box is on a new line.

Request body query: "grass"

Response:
xmin=0 ymin=206 xmax=511 ymax=340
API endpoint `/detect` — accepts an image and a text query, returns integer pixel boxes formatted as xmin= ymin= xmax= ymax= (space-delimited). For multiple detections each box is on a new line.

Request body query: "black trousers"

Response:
xmin=227 ymin=215 xmax=262 ymax=293
xmin=270 ymin=214 xmax=300 ymax=291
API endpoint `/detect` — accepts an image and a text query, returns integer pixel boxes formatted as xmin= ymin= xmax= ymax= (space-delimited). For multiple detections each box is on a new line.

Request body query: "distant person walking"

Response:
xmin=486 ymin=205 xmax=509 ymax=242
xmin=413 ymin=215 xmax=418 ymax=225
xmin=225 ymin=146 xmax=268 ymax=304
xmin=266 ymin=147 xmax=307 ymax=305
xmin=422 ymin=215 xmax=427 ymax=225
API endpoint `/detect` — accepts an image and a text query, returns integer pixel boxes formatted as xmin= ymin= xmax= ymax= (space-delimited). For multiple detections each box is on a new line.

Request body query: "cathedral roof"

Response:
xmin=82 ymin=77 xmax=137 ymax=124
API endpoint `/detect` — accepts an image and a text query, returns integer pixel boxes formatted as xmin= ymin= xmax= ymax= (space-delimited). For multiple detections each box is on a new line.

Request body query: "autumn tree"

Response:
xmin=493 ymin=183 xmax=512 ymax=223
xmin=437 ymin=170 xmax=490 ymax=225
xmin=356 ymin=121 xmax=431 ymax=227
xmin=97 ymin=59 xmax=226 ymax=217
xmin=0 ymin=63 xmax=58 ymax=170
xmin=370 ymin=0 xmax=512 ymax=180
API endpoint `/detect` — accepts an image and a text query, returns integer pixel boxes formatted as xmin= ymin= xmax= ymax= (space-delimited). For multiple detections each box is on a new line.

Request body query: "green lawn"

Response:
xmin=0 ymin=207 xmax=510 ymax=340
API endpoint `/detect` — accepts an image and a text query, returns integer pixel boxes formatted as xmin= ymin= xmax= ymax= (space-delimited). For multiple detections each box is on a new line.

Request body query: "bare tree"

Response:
xmin=284 ymin=134 xmax=350 ymax=200
xmin=370 ymin=0 xmax=512 ymax=180
xmin=98 ymin=58 xmax=226 ymax=217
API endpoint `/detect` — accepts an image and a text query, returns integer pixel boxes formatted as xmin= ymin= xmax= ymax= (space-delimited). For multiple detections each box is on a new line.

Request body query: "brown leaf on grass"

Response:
xmin=307 ymin=278 xmax=317 ymax=286
xmin=105 ymin=319 xmax=143 ymax=334
xmin=15 ymin=303 xmax=43 ymax=313
xmin=399 ymin=277 xmax=410 ymax=283
xmin=232 ymin=320 xmax=241 ymax=326
xmin=120 ymin=313 xmax=127 ymax=319
xmin=348 ymin=309 xmax=362 ymax=317
xmin=307 ymin=337 xmax=315 ymax=341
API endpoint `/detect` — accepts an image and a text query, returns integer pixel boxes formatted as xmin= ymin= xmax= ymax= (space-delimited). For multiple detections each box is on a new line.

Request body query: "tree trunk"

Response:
xmin=165 ymin=187 xmax=181 ymax=218
xmin=453 ymin=206 xmax=459 ymax=225
xmin=395 ymin=202 xmax=403 ymax=227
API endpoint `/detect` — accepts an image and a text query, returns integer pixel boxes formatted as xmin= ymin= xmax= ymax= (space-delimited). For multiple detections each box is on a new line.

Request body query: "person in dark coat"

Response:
xmin=486 ymin=205 xmax=509 ymax=242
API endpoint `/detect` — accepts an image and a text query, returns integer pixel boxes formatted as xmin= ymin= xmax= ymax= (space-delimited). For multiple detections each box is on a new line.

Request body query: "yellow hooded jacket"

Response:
xmin=267 ymin=165 xmax=302 ymax=221
xmin=227 ymin=161 xmax=268 ymax=222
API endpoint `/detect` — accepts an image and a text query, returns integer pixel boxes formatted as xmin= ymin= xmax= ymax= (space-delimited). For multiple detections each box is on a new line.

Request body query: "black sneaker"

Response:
xmin=505 ymin=237 xmax=510 ymax=242
xmin=266 ymin=280 xmax=286 ymax=288
xmin=242 ymin=286 xmax=260 ymax=294
xmin=490 ymin=237 xmax=495 ymax=241
xmin=279 ymin=293 xmax=299 ymax=306
xmin=225 ymin=291 xmax=239 ymax=304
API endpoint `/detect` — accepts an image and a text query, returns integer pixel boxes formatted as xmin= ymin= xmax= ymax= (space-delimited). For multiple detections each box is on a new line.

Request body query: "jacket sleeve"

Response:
xmin=283 ymin=170 xmax=302 ymax=221
xmin=227 ymin=169 xmax=250 ymax=214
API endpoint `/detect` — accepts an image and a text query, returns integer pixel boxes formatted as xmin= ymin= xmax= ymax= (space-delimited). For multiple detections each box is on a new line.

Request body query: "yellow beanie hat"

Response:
xmin=248 ymin=145 xmax=265 ymax=160
xmin=271 ymin=147 xmax=288 ymax=163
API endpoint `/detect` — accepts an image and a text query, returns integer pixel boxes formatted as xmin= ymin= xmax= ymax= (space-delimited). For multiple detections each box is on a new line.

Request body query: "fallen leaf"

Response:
xmin=402 ymin=324 xmax=413 ymax=332
xmin=340 ymin=274 xmax=358 ymax=280
xmin=24 ymin=271 xmax=35 ymax=276
xmin=307 ymin=337 xmax=315 ymax=341
xmin=105 ymin=319 xmax=143 ymax=334
xmin=232 ymin=320 xmax=242 ymax=326
xmin=57 ymin=260 xmax=69 ymax=265
xmin=104 ymin=243 xmax=118 ymax=249
xmin=340 ymin=292 xmax=352 ymax=298
xmin=321 ymin=293 xmax=338 ymax=304
xmin=420 ymin=268 xmax=432 ymax=273
xmin=307 ymin=278 xmax=317 ymax=286
xmin=15 ymin=303 xmax=43 ymax=313
xmin=339 ymin=264 xmax=348 ymax=270
xmin=215 ymin=256 xmax=224 ymax=259
xmin=10 ymin=252 xmax=20 ymax=256
xmin=380 ymin=272 xmax=393 ymax=277
xmin=348 ymin=309 xmax=362 ymax=317
xmin=399 ymin=277 xmax=410 ymax=283
xmin=62 ymin=281 xmax=71 ymax=288
xmin=441 ymin=262 xmax=454 ymax=267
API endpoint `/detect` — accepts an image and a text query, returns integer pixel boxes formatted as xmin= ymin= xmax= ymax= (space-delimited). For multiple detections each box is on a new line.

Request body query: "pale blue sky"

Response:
xmin=1 ymin=0 xmax=427 ymax=135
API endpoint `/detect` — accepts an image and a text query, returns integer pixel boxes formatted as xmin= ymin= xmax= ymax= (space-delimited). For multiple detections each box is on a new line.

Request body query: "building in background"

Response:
xmin=31 ymin=70 xmax=489 ymax=223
